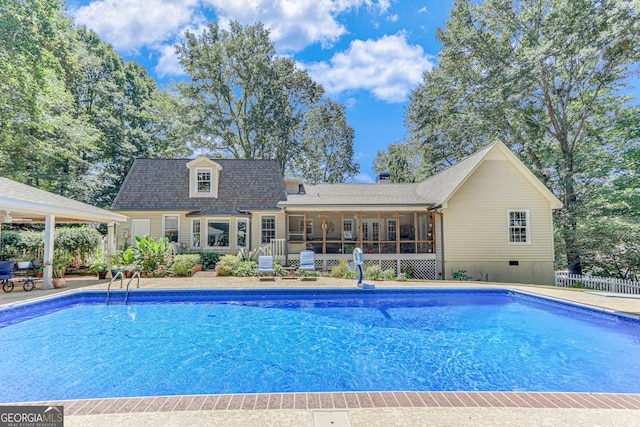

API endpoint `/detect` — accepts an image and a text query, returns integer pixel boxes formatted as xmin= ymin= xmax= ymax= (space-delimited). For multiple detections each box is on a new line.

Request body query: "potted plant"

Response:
xmin=16 ymin=253 xmax=33 ymax=270
xmin=110 ymin=250 xmax=125 ymax=277
xmin=89 ymin=250 xmax=108 ymax=279
xmin=121 ymin=248 xmax=139 ymax=278
xmin=49 ymin=258 xmax=70 ymax=288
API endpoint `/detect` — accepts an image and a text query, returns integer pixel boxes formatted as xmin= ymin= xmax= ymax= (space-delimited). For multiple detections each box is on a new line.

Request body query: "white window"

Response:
xmin=207 ymin=219 xmax=229 ymax=248
xmin=191 ymin=219 xmax=201 ymax=249
xmin=195 ymin=167 xmax=212 ymax=194
xmin=236 ymin=219 xmax=248 ymax=249
xmin=508 ymin=210 xmax=530 ymax=244
xmin=261 ymin=215 xmax=276 ymax=244
xmin=163 ymin=214 xmax=179 ymax=243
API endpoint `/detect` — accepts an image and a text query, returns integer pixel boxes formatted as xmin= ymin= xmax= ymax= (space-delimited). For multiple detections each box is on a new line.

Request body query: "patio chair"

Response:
xmin=298 ymin=251 xmax=317 ymax=280
xmin=258 ymin=256 xmax=275 ymax=280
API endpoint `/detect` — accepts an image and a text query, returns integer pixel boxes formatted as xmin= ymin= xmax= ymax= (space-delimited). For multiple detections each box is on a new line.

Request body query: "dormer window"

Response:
xmin=187 ymin=158 xmax=222 ymax=198
xmin=196 ymin=168 xmax=212 ymax=194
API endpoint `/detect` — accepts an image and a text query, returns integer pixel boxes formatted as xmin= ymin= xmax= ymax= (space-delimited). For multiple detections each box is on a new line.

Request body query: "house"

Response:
xmin=111 ymin=142 xmax=562 ymax=285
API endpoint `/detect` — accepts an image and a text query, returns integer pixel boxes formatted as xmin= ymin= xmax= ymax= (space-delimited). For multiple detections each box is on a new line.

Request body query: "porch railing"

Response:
xmin=554 ymin=271 xmax=640 ymax=295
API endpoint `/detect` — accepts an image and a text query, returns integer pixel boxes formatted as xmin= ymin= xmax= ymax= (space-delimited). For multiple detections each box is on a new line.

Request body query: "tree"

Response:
xmin=294 ymin=100 xmax=359 ymax=184
xmin=373 ymin=142 xmax=418 ymax=183
xmin=399 ymin=0 xmax=640 ymax=274
xmin=176 ymin=21 xmax=335 ymax=176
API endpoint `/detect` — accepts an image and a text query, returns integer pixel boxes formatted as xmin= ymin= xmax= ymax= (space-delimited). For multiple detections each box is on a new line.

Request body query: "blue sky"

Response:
xmin=65 ymin=0 xmax=454 ymax=183
xmin=65 ymin=0 xmax=638 ymax=183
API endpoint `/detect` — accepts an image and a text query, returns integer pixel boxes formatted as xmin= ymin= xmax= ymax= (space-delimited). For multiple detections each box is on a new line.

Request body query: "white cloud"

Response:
xmin=202 ymin=0 xmax=382 ymax=51
xmin=303 ymin=33 xmax=434 ymax=103
xmin=156 ymin=45 xmax=186 ymax=78
xmin=418 ymin=7 xmax=429 ymax=14
xmin=73 ymin=0 xmax=200 ymax=52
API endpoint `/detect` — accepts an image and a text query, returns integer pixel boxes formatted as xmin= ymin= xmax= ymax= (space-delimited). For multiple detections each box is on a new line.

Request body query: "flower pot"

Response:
xmin=17 ymin=261 xmax=32 ymax=269
xmin=97 ymin=271 xmax=107 ymax=280
xmin=52 ymin=277 xmax=66 ymax=288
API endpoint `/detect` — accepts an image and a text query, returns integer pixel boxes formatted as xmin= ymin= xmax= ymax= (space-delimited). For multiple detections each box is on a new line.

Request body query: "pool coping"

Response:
xmin=9 ymin=391 xmax=640 ymax=416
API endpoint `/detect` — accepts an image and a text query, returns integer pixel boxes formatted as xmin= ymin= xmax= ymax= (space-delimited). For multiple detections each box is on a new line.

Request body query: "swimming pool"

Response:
xmin=1 ymin=288 xmax=640 ymax=403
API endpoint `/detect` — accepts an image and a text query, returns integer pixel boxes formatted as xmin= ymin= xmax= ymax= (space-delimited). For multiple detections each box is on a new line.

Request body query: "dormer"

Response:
xmin=186 ymin=157 xmax=223 ymax=198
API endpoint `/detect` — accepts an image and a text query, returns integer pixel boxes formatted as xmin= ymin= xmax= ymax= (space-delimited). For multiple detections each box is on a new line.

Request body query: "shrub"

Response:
xmin=171 ymin=254 xmax=201 ymax=276
xmin=133 ymin=235 xmax=172 ymax=273
xmin=365 ymin=264 xmax=382 ymax=280
xmin=330 ymin=258 xmax=357 ymax=279
xmin=234 ymin=260 xmax=258 ymax=277
xmin=215 ymin=255 xmax=240 ymax=276
xmin=451 ymin=269 xmax=471 ymax=281
xmin=381 ymin=269 xmax=396 ymax=280
xmin=200 ymin=252 xmax=219 ymax=270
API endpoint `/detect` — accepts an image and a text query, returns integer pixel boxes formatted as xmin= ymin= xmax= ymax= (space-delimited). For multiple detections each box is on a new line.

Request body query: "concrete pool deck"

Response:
xmin=2 ymin=274 xmax=640 ymax=426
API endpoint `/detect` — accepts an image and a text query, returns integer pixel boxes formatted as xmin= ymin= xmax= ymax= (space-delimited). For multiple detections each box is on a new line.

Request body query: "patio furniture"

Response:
xmin=258 ymin=256 xmax=275 ymax=280
xmin=0 ymin=261 xmax=36 ymax=293
xmin=298 ymin=251 xmax=317 ymax=280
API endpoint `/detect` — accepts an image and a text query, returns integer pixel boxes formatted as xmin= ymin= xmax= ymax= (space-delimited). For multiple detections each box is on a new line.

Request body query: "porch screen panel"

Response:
xmin=306 ymin=212 xmax=323 ymax=253
xmin=325 ymin=212 xmax=342 ymax=254
xmin=362 ymin=212 xmax=379 ymax=254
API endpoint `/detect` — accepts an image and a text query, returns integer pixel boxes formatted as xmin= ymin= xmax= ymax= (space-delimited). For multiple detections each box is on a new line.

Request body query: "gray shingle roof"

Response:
xmin=111 ymin=158 xmax=287 ymax=213
xmin=280 ymin=143 xmax=498 ymax=209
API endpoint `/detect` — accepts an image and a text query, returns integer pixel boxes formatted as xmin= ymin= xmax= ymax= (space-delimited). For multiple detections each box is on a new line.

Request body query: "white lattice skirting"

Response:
xmin=287 ymin=256 xmax=438 ymax=280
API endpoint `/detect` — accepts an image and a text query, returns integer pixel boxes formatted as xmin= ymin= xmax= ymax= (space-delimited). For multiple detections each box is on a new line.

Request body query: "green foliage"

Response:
xmin=0 ymin=3 xmax=190 ymax=206
xmin=199 ymin=252 xmax=219 ymax=270
xmin=89 ymin=249 xmax=107 ymax=273
xmin=451 ymin=269 xmax=471 ymax=281
xmin=133 ymin=235 xmax=172 ymax=273
xmin=297 ymin=269 xmax=320 ymax=278
xmin=54 ymin=227 xmax=101 ymax=264
xmin=293 ymin=100 xmax=360 ymax=184
xmin=170 ymin=254 xmax=202 ymax=277
xmin=330 ymin=258 xmax=357 ymax=279
xmin=215 ymin=255 xmax=240 ymax=276
xmin=234 ymin=261 xmax=259 ymax=277
xmin=396 ymin=0 xmax=640 ymax=275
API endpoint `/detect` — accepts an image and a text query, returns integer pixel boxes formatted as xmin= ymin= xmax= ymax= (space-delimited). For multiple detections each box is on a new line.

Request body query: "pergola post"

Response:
xmin=42 ymin=214 xmax=55 ymax=289
xmin=107 ymin=222 xmax=115 ymax=274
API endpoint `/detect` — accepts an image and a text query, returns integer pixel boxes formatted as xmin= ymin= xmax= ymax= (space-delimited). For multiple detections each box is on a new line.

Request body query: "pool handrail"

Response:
xmin=106 ymin=271 xmax=124 ymax=305
xmin=124 ymin=271 xmax=141 ymax=305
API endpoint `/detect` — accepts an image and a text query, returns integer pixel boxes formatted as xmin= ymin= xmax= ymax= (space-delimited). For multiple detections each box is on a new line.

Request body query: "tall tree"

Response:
xmin=397 ymin=0 xmax=640 ymax=274
xmin=176 ymin=21 xmax=353 ymax=178
xmin=294 ymin=100 xmax=359 ymax=184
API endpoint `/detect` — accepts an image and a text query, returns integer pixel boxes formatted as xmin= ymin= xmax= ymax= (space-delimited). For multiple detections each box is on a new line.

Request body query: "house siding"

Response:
xmin=442 ymin=157 xmax=556 ymax=285
xmin=114 ymin=210 xmax=287 ymax=254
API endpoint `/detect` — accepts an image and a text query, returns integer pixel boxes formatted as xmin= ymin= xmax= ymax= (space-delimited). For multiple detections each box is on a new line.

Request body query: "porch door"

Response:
xmin=131 ymin=219 xmax=150 ymax=244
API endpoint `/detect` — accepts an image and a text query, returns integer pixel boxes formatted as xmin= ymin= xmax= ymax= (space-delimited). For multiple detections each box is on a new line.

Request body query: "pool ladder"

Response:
xmin=106 ymin=271 xmax=141 ymax=305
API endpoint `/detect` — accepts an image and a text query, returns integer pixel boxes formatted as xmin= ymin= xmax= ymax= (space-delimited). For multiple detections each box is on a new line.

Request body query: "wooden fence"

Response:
xmin=555 ymin=271 xmax=640 ymax=295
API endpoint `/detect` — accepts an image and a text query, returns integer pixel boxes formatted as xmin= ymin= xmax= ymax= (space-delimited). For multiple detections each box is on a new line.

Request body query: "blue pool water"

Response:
xmin=1 ymin=289 xmax=640 ymax=402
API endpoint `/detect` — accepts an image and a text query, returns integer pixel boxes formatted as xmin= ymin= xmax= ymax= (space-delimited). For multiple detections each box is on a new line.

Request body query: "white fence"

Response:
xmin=555 ymin=271 xmax=640 ymax=295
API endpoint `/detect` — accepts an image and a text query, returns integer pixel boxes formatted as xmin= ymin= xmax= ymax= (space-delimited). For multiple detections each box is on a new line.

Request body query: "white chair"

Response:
xmin=298 ymin=251 xmax=317 ymax=280
xmin=258 ymin=256 xmax=275 ymax=280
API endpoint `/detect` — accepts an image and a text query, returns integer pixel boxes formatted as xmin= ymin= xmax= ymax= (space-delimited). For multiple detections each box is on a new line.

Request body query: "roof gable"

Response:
xmin=416 ymin=141 xmax=562 ymax=209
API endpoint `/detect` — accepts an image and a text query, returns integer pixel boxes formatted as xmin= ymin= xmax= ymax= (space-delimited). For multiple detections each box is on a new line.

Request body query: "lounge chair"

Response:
xmin=298 ymin=251 xmax=317 ymax=280
xmin=258 ymin=256 xmax=275 ymax=280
